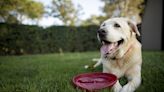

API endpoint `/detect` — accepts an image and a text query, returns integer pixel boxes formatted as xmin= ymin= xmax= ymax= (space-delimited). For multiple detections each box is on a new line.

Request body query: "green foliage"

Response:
xmin=80 ymin=0 xmax=145 ymax=26
xmin=81 ymin=15 xmax=107 ymax=26
xmin=102 ymin=0 xmax=145 ymax=17
xmin=101 ymin=0 xmax=145 ymax=23
xmin=0 ymin=51 xmax=164 ymax=92
xmin=0 ymin=0 xmax=44 ymax=24
xmin=0 ymin=23 xmax=99 ymax=55
xmin=81 ymin=0 xmax=145 ymax=26
xmin=50 ymin=0 xmax=80 ymax=26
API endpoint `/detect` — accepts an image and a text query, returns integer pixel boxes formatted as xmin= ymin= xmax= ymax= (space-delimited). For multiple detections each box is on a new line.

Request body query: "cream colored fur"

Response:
xmin=95 ymin=17 xmax=142 ymax=92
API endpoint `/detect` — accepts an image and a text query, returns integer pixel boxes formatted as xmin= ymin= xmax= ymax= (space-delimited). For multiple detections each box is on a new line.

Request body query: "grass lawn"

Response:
xmin=0 ymin=51 xmax=164 ymax=92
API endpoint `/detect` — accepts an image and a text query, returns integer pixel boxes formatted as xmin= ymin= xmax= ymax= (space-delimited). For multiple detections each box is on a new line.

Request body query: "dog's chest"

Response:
xmin=102 ymin=59 xmax=128 ymax=78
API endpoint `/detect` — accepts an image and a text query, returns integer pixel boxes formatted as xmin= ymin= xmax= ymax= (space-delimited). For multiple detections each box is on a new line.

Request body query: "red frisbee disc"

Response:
xmin=72 ymin=72 xmax=117 ymax=91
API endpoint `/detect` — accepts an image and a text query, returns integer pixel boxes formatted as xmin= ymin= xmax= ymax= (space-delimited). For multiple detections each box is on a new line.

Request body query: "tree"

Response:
xmin=101 ymin=0 xmax=145 ymax=23
xmin=81 ymin=15 xmax=106 ymax=26
xmin=0 ymin=0 xmax=44 ymax=24
xmin=50 ymin=0 xmax=80 ymax=26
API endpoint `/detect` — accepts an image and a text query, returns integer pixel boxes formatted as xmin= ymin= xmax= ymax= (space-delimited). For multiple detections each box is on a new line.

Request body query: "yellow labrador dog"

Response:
xmin=95 ymin=17 xmax=142 ymax=92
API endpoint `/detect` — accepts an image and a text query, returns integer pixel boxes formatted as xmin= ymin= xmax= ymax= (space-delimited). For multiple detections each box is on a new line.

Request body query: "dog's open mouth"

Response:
xmin=100 ymin=39 xmax=124 ymax=55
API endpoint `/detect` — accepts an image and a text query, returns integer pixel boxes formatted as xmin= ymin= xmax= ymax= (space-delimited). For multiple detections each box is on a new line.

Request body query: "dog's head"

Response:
xmin=97 ymin=17 xmax=140 ymax=58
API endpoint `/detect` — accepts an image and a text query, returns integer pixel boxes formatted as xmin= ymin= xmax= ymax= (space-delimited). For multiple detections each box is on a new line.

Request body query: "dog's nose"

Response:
xmin=97 ymin=29 xmax=107 ymax=37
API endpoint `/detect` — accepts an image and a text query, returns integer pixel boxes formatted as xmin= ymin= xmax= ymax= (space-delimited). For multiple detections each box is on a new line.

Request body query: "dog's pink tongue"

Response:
xmin=100 ymin=43 xmax=117 ymax=55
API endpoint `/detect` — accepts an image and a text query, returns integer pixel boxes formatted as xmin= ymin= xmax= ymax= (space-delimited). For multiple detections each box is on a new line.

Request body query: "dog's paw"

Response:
xmin=113 ymin=86 xmax=122 ymax=92
xmin=120 ymin=84 xmax=134 ymax=92
xmin=112 ymin=81 xmax=122 ymax=92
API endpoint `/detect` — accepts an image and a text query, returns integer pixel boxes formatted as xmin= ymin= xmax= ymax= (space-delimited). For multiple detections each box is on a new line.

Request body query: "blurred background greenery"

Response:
xmin=0 ymin=0 xmax=147 ymax=55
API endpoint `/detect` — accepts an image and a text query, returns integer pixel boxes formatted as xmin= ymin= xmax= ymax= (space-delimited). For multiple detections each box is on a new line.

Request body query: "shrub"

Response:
xmin=0 ymin=23 xmax=100 ymax=55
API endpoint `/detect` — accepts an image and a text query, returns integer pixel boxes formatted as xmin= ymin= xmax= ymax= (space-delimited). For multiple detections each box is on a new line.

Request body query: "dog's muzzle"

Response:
xmin=97 ymin=29 xmax=107 ymax=39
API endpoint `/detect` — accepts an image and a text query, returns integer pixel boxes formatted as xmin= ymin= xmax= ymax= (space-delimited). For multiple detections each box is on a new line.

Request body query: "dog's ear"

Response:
xmin=127 ymin=20 xmax=140 ymax=36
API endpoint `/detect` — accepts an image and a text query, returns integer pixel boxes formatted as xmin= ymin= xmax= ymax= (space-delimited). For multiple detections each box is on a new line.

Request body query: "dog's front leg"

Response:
xmin=93 ymin=58 xmax=102 ymax=68
xmin=120 ymin=76 xmax=141 ymax=92
xmin=112 ymin=80 xmax=122 ymax=92
xmin=121 ymin=65 xmax=141 ymax=92
xmin=102 ymin=69 xmax=122 ymax=92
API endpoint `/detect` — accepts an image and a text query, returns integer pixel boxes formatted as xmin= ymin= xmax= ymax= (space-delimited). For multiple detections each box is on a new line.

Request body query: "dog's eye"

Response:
xmin=114 ymin=23 xmax=120 ymax=28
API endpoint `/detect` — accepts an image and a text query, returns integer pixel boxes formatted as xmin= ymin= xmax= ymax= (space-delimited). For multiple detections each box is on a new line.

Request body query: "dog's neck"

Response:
xmin=124 ymin=43 xmax=133 ymax=56
xmin=111 ymin=40 xmax=134 ymax=60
